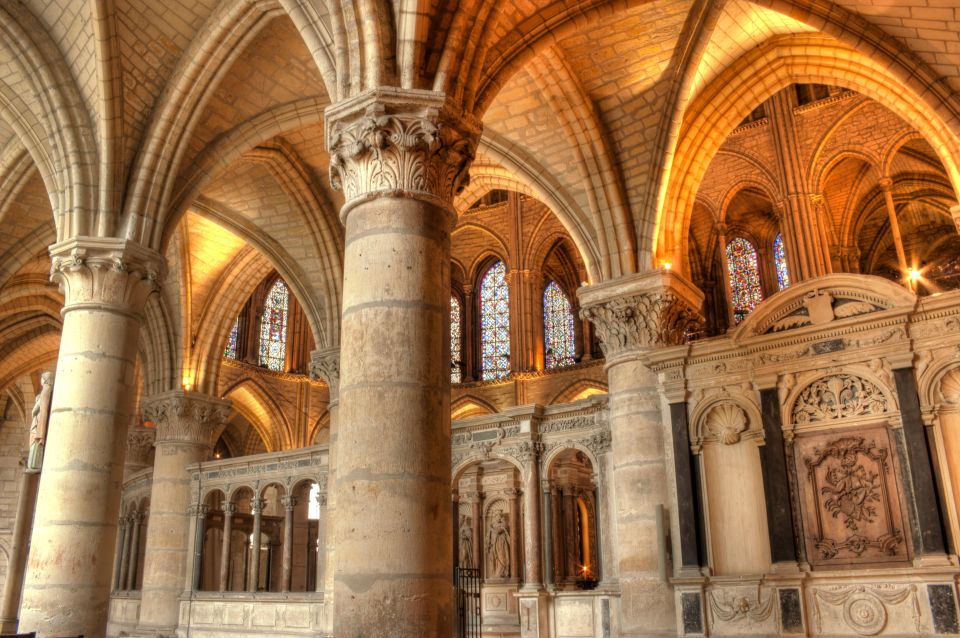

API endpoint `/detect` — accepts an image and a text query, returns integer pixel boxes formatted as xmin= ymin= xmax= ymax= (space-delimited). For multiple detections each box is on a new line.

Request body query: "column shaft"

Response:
xmin=250 ymin=499 xmax=264 ymax=592
xmin=118 ymin=518 xmax=134 ymax=590
xmin=0 ymin=471 xmax=40 ymax=631
xmin=282 ymin=498 xmax=296 ymax=592
xmin=522 ymin=461 xmax=543 ymax=590
xmin=20 ymin=239 xmax=161 ymax=637
xmin=137 ymin=391 xmax=229 ymax=630
xmin=219 ymin=504 xmax=235 ymax=592
xmin=509 ymin=492 xmax=521 ymax=579
xmin=315 ymin=496 xmax=327 ymax=593
xmin=541 ymin=484 xmax=553 ymax=588
xmin=126 ymin=514 xmax=142 ymax=590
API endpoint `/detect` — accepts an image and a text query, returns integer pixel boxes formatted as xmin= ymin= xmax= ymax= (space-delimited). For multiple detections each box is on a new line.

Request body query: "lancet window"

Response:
xmin=774 ymin=233 xmax=790 ymax=290
xmin=480 ymin=261 xmax=511 ymax=380
xmin=543 ymin=281 xmax=576 ymax=369
xmin=451 ymin=295 xmax=462 ymax=383
xmin=259 ymin=279 xmax=290 ymax=372
xmin=726 ymin=237 xmax=764 ymax=323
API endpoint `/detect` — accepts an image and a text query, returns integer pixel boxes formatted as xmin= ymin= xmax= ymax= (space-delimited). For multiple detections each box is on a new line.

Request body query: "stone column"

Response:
xmin=20 ymin=238 xmax=163 ymax=638
xmin=114 ymin=515 xmax=131 ymax=591
xmin=325 ymin=89 xmax=478 ymax=636
xmin=562 ymin=486 xmax=578 ymax=581
xmin=219 ymin=503 xmax=235 ymax=592
xmin=541 ymin=481 xmax=554 ymax=588
xmin=136 ymin=391 xmax=230 ymax=631
xmin=521 ymin=447 xmax=543 ymax=590
xmin=508 ymin=489 xmax=521 ymax=580
xmin=0 ymin=467 xmax=40 ymax=632
xmin=126 ymin=511 xmax=143 ymax=590
xmin=715 ymin=222 xmax=737 ymax=328
xmin=579 ymin=270 xmax=703 ymax=635
xmin=462 ymin=285 xmax=476 ymax=381
xmin=315 ymin=488 xmax=327 ymax=592
xmin=471 ymin=496 xmax=483 ymax=573
xmin=249 ymin=498 xmax=265 ymax=592
xmin=309 ymin=348 xmax=338 ymax=623
xmin=281 ymin=495 xmax=297 ymax=592
xmin=878 ymin=177 xmax=910 ymax=282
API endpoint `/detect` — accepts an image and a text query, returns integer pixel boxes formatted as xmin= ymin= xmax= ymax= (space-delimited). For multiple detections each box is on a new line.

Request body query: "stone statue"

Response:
xmin=458 ymin=515 xmax=473 ymax=568
xmin=25 ymin=372 xmax=53 ymax=473
xmin=486 ymin=512 xmax=511 ymax=578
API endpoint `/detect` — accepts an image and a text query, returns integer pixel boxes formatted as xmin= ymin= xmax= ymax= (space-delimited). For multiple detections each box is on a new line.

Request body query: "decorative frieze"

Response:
xmin=325 ymin=90 xmax=480 ymax=216
xmin=49 ymin=237 xmax=165 ymax=312
xmin=792 ymin=375 xmax=889 ymax=425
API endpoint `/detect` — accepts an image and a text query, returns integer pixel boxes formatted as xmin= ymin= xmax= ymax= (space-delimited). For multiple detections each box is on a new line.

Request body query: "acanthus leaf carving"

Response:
xmin=792 ymin=375 xmax=889 ymax=425
xmin=580 ymin=291 xmax=702 ymax=356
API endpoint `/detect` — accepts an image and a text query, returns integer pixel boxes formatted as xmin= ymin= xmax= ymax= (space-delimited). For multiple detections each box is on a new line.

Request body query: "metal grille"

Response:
xmin=455 ymin=566 xmax=481 ymax=638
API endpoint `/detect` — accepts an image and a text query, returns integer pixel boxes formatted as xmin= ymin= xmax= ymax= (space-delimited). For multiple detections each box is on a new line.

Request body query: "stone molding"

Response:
xmin=49 ymin=237 xmax=165 ymax=314
xmin=142 ymin=391 xmax=231 ymax=448
xmin=309 ymin=347 xmax=340 ymax=401
xmin=578 ymin=271 xmax=703 ymax=359
xmin=325 ymin=88 xmax=481 ymax=219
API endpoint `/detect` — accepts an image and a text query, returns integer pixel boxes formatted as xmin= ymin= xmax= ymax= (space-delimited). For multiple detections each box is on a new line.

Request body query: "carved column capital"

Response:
xmin=578 ymin=270 xmax=703 ymax=360
xmin=325 ymin=88 xmax=481 ymax=220
xmin=310 ymin=347 xmax=341 ymax=402
xmin=142 ymin=390 xmax=231 ymax=449
xmin=223 ymin=502 xmax=237 ymax=515
xmin=126 ymin=424 xmax=156 ymax=467
xmin=250 ymin=498 xmax=266 ymax=515
xmin=281 ymin=495 xmax=298 ymax=511
xmin=188 ymin=503 xmax=209 ymax=518
xmin=49 ymin=237 xmax=165 ymax=314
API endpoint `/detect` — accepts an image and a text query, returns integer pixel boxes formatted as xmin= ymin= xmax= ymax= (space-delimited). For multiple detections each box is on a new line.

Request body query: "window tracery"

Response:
xmin=543 ymin=281 xmax=576 ymax=369
xmin=259 ymin=279 xmax=290 ymax=372
xmin=451 ymin=295 xmax=462 ymax=383
xmin=480 ymin=261 xmax=510 ymax=380
xmin=726 ymin=237 xmax=764 ymax=323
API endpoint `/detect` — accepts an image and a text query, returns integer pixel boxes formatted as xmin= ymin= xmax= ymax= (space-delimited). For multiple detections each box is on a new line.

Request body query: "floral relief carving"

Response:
xmin=812 ymin=584 xmax=921 ymax=636
xmin=797 ymin=432 xmax=907 ymax=566
xmin=792 ymin=375 xmax=889 ymax=425
xmin=708 ymin=589 xmax=775 ymax=623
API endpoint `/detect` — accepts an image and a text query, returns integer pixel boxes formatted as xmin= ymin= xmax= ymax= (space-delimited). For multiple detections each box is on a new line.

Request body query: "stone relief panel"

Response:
xmin=792 ymin=375 xmax=889 ymax=425
xmin=706 ymin=585 xmax=778 ymax=636
xmin=794 ymin=428 xmax=909 ymax=568
xmin=810 ymin=584 xmax=923 ymax=636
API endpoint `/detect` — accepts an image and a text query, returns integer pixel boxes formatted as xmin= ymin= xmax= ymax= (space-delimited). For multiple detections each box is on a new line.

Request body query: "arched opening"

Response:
xmin=546 ymin=449 xmax=599 ymax=588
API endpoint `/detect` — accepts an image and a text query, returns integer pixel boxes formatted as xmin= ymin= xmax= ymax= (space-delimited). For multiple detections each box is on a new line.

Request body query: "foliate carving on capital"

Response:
xmin=310 ymin=349 xmax=340 ymax=398
xmin=251 ymin=498 xmax=266 ymax=515
xmin=126 ymin=425 xmax=156 ymax=465
xmin=326 ymin=95 xmax=480 ymax=214
xmin=143 ymin=392 xmax=231 ymax=447
xmin=580 ymin=292 xmax=702 ymax=356
xmin=49 ymin=238 xmax=165 ymax=312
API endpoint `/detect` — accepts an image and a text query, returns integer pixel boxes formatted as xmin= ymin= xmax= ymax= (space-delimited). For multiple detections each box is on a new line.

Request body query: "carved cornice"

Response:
xmin=310 ymin=347 xmax=340 ymax=401
xmin=142 ymin=391 xmax=231 ymax=448
xmin=579 ymin=272 xmax=703 ymax=359
xmin=325 ymin=89 xmax=481 ymax=219
xmin=49 ymin=237 xmax=165 ymax=313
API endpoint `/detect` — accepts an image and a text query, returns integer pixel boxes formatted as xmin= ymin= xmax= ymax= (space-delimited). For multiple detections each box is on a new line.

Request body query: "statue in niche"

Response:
xmin=25 ymin=372 xmax=53 ymax=473
xmin=486 ymin=512 xmax=511 ymax=578
xmin=459 ymin=515 xmax=474 ymax=568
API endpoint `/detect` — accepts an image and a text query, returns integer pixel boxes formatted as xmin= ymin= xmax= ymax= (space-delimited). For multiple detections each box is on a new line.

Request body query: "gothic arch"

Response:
xmin=656 ymin=34 xmax=960 ymax=275
xmin=222 ymin=377 xmax=289 ymax=452
xmin=549 ymin=380 xmax=608 ymax=405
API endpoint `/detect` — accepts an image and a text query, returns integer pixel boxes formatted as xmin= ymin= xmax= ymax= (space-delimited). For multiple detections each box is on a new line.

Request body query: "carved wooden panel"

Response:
xmin=793 ymin=426 xmax=909 ymax=568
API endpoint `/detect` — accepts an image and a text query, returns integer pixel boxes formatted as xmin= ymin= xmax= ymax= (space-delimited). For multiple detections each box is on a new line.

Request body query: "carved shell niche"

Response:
xmin=704 ymin=403 xmax=749 ymax=445
xmin=940 ymin=368 xmax=960 ymax=406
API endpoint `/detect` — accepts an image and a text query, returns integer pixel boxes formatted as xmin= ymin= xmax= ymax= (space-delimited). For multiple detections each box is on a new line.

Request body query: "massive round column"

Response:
xmin=136 ymin=391 xmax=230 ymax=632
xmin=19 ymin=238 xmax=163 ymax=637
xmin=579 ymin=271 xmax=703 ymax=636
xmin=325 ymin=90 xmax=478 ymax=637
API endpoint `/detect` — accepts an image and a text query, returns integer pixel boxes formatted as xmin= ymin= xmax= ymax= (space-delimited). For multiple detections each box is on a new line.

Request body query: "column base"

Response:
xmin=0 ymin=617 xmax=18 ymax=633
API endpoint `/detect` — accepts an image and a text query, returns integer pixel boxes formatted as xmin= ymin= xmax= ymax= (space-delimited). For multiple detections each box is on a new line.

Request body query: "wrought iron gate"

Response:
xmin=455 ymin=566 xmax=481 ymax=638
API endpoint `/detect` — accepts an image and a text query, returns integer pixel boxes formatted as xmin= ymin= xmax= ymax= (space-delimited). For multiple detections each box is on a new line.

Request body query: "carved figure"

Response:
xmin=26 ymin=372 xmax=53 ymax=473
xmin=486 ymin=513 xmax=511 ymax=578
xmin=459 ymin=516 xmax=473 ymax=568
xmin=821 ymin=451 xmax=881 ymax=531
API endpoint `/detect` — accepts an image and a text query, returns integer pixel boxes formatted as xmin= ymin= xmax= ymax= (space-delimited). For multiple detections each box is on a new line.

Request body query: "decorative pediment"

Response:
xmin=735 ymin=275 xmax=916 ymax=340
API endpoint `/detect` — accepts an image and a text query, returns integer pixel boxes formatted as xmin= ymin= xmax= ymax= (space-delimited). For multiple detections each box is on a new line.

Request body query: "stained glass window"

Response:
xmin=224 ymin=317 xmax=239 ymax=359
xmin=480 ymin=261 xmax=510 ymax=380
xmin=726 ymin=237 xmax=764 ymax=323
xmin=258 ymin=279 xmax=290 ymax=372
xmin=543 ymin=281 xmax=575 ymax=369
xmin=774 ymin=233 xmax=790 ymax=290
xmin=451 ymin=295 xmax=462 ymax=383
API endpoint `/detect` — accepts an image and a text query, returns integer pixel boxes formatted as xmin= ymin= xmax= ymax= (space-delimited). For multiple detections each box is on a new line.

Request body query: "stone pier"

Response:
xmin=325 ymin=89 xmax=478 ymax=637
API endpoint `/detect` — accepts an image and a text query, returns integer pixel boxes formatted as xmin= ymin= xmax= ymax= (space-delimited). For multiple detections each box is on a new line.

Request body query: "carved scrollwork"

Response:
xmin=580 ymin=291 xmax=702 ymax=356
xmin=326 ymin=94 xmax=480 ymax=215
xmin=792 ymin=375 xmax=889 ymax=425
